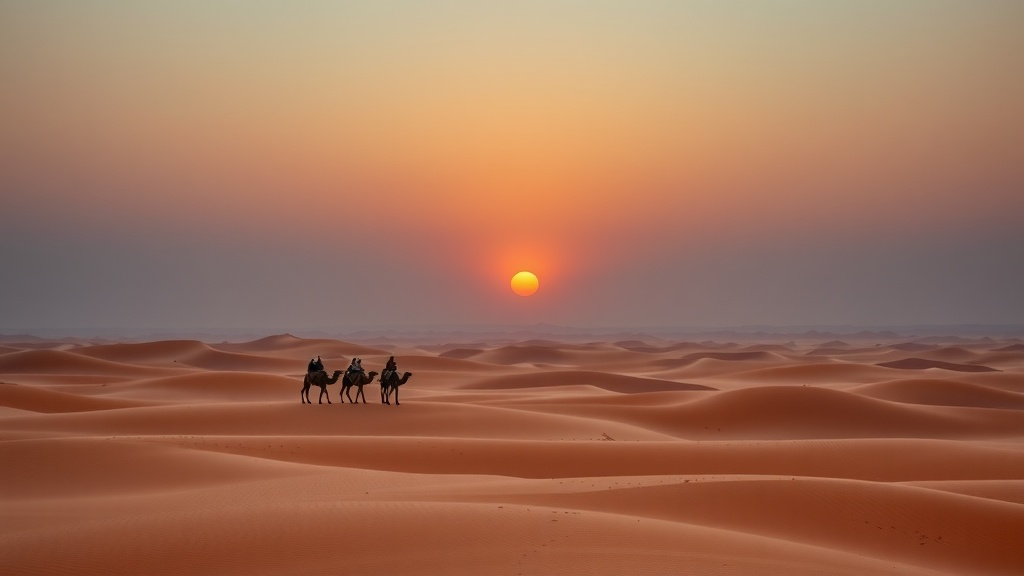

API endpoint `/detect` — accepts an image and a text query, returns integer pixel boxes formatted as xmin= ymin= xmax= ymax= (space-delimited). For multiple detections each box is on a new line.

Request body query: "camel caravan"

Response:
xmin=301 ymin=355 xmax=412 ymax=405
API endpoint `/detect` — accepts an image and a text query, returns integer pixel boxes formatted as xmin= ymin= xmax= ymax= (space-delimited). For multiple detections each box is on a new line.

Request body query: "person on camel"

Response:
xmin=307 ymin=356 xmax=324 ymax=374
xmin=382 ymin=355 xmax=398 ymax=382
xmin=346 ymin=357 xmax=364 ymax=377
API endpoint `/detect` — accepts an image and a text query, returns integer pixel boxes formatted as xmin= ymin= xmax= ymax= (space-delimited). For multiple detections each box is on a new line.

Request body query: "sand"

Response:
xmin=2 ymin=335 xmax=1023 ymax=575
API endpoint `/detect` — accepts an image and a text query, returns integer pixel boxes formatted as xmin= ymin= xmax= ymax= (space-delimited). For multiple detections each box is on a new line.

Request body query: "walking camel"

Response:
xmin=380 ymin=371 xmax=413 ymax=405
xmin=302 ymin=370 xmax=343 ymax=404
xmin=341 ymin=370 xmax=379 ymax=404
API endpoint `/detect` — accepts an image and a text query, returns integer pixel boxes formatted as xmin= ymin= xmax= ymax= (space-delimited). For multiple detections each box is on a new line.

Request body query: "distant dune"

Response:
xmin=993 ymin=343 xmax=1024 ymax=352
xmin=438 ymin=347 xmax=484 ymax=359
xmin=462 ymin=370 xmax=715 ymax=393
xmin=888 ymin=342 xmax=938 ymax=352
xmin=3 ymin=335 xmax=1023 ymax=575
xmin=876 ymin=358 xmax=999 ymax=373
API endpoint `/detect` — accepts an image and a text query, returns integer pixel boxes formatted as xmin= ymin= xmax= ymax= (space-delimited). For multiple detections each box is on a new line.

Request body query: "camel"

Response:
xmin=380 ymin=371 xmax=413 ymax=405
xmin=302 ymin=370 xmax=343 ymax=404
xmin=341 ymin=370 xmax=379 ymax=404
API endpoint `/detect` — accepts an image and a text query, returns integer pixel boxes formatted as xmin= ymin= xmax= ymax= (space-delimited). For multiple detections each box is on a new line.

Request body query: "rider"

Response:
xmin=383 ymin=355 xmax=397 ymax=382
xmin=346 ymin=357 xmax=364 ymax=377
xmin=308 ymin=356 xmax=324 ymax=373
xmin=307 ymin=354 xmax=323 ymax=373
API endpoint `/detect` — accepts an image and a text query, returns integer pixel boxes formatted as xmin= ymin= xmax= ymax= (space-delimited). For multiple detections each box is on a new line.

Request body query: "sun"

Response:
xmin=510 ymin=271 xmax=539 ymax=297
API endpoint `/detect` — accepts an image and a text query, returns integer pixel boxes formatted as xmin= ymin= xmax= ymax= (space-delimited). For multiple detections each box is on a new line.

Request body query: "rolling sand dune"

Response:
xmin=70 ymin=340 xmax=303 ymax=373
xmin=722 ymin=361 xmax=902 ymax=384
xmin=0 ymin=349 xmax=181 ymax=377
xmin=0 ymin=382 xmax=156 ymax=413
xmin=102 ymin=372 xmax=299 ymax=402
xmin=213 ymin=334 xmax=389 ymax=358
xmin=470 ymin=343 xmax=636 ymax=367
xmin=993 ymin=343 xmax=1024 ymax=352
xmin=72 ymin=339 xmax=212 ymax=363
xmin=918 ymin=346 xmax=983 ymax=362
xmin=877 ymin=357 xmax=1000 ymax=372
xmin=614 ymin=341 xmax=710 ymax=354
xmin=3 ymin=335 xmax=1024 ymax=575
xmin=854 ymin=378 xmax=1024 ymax=409
xmin=462 ymin=370 xmax=715 ymax=393
xmin=805 ymin=346 xmax=876 ymax=356
xmin=438 ymin=347 xmax=485 ymax=359
xmin=974 ymin=351 xmax=1024 ymax=369
xmin=889 ymin=342 xmax=939 ymax=352
xmin=669 ymin=350 xmax=786 ymax=365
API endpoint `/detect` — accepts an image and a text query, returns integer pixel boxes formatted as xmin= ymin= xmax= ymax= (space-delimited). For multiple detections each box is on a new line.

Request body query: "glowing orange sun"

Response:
xmin=510 ymin=271 xmax=539 ymax=296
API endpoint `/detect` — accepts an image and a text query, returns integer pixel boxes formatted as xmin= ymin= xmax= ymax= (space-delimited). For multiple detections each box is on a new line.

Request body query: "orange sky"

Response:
xmin=1 ymin=1 xmax=1022 ymax=332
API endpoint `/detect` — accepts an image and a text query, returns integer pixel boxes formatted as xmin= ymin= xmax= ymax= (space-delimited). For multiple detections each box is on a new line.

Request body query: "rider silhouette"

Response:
xmin=383 ymin=355 xmax=397 ymax=381
xmin=347 ymin=357 xmax=364 ymax=376
xmin=308 ymin=356 xmax=324 ymax=373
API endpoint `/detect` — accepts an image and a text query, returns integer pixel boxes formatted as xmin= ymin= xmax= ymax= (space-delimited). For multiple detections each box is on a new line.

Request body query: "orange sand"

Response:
xmin=2 ymin=334 xmax=1023 ymax=575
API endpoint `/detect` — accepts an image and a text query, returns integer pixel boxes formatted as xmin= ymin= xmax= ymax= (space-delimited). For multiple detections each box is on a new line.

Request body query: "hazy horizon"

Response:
xmin=5 ymin=322 xmax=1024 ymax=345
xmin=3 ymin=1 xmax=1022 ymax=333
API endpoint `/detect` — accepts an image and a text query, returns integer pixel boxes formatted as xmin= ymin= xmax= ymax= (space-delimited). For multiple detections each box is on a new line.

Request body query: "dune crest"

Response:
xmin=877 ymin=358 xmax=1000 ymax=372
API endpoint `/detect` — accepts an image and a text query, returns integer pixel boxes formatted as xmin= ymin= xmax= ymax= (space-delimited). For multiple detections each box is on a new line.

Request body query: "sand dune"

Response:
xmin=877 ymin=357 xmax=1000 ymax=372
xmin=213 ymin=333 xmax=389 ymax=357
xmin=919 ymin=346 xmax=983 ymax=362
xmin=806 ymin=346 xmax=876 ymax=356
xmin=668 ymin=350 xmax=786 ymax=365
xmin=462 ymin=370 xmax=715 ymax=393
xmin=103 ymin=372 xmax=298 ymax=402
xmin=819 ymin=340 xmax=851 ymax=347
xmin=854 ymin=378 xmax=1024 ymax=409
xmin=0 ymin=382 xmax=156 ymax=413
xmin=889 ymin=342 xmax=938 ymax=352
xmin=615 ymin=341 xmax=713 ymax=354
xmin=505 ymin=477 xmax=1024 ymax=575
xmin=438 ymin=347 xmax=484 ymax=359
xmin=4 ymin=335 xmax=1024 ymax=575
xmin=72 ymin=339 xmax=212 ymax=363
xmin=0 ymin=349 xmax=180 ymax=377
xmin=663 ymin=385 xmax=1024 ymax=439
xmin=470 ymin=343 xmax=635 ymax=367
xmin=722 ymin=361 xmax=901 ymax=384
xmin=993 ymin=343 xmax=1024 ymax=352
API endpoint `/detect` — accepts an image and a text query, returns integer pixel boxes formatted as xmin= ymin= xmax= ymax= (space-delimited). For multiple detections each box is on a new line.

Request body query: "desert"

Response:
xmin=2 ymin=333 xmax=1023 ymax=575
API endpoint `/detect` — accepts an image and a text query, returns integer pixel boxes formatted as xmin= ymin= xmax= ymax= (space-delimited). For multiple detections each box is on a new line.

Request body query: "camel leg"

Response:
xmin=394 ymin=385 xmax=400 ymax=406
xmin=357 ymin=385 xmax=366 ymax=404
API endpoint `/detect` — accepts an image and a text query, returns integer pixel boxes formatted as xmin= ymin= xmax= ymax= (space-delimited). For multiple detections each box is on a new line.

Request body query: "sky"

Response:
xmin=1 ymin=1 xmax=1023 ymax=335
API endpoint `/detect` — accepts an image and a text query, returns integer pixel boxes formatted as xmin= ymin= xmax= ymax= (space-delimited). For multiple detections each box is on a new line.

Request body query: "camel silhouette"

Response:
xmin=341 ymin=370 xmax=379 ymax=404
xmin=380 ymin=371 xmax=413 ymax=405
xmin=302 ymin=370 xmax=343 ymax=404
